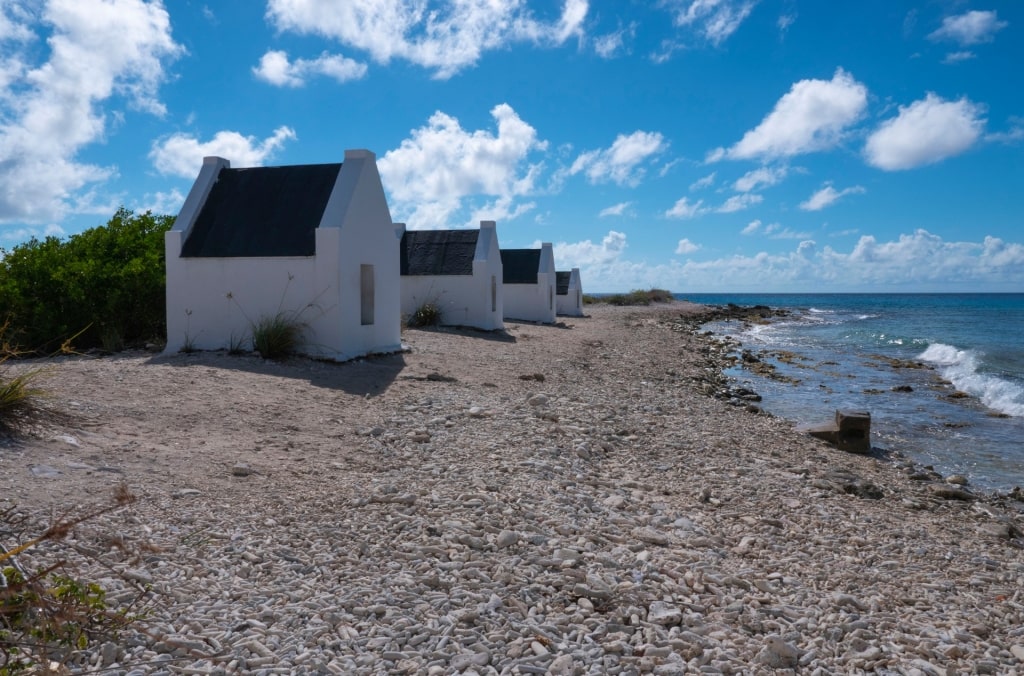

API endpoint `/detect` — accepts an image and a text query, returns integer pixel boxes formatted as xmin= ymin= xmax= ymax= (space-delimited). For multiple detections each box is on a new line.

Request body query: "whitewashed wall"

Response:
xmin=165 ymin=149 xmax=402 ymax=361
xmin=399 ymin=221 xmax=504 ymax=331
xmin=503 ymin=242 xmax=557 ymax=324
xmin=556 ymin=267 xmax=584 ymax=317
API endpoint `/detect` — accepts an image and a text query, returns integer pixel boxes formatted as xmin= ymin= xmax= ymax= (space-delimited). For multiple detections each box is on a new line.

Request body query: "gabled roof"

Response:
xmin=400 ymin=229 xmax=479 ymax=276
xmin=500 ymin=249 xmax=541 ymax=284
xmin=556 ymin=271 xmax=572 ymax=295
xmin=181 ymin=163 xmax=342 ymax=257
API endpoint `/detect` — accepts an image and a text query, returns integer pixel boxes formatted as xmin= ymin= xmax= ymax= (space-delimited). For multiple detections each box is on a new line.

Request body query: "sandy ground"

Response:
xmin=2 ymin=301 xmax=1024 ymax=673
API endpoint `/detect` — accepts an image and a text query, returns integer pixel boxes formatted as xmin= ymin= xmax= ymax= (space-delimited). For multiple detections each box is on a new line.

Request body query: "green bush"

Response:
xmin=0 ymin=208 xmax=174 ymax=353
xmin=251 ymin=313 xmax=304 ymax=360
xmin=405 ymin=301 xmax=443 ymax=328
xmin=602 ymin=288 xmax=675 ymax=306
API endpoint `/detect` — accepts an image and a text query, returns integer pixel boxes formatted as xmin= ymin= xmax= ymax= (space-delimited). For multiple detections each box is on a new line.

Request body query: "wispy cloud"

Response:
xmin=665 ymin=196 xmax=708 ymax=219
xmin=928 ymin=10 xmax=1007 ymax=46
xmin=717 ymin=193 xmax=763 ymax=213
xmin=599 ymin=201 xmax=633 ymax=218
xmin=799 ymin=183 xmax=865 ymax=211
xmin=568 ymin=131 xmax=667 ymax=186
xmin=664 ymin=0 xmax=759 ymax=46
xmin=733 ymin=166 xmax=787 ymax=192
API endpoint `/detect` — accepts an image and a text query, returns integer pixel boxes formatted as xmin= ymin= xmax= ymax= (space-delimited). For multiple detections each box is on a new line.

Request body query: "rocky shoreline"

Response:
xmin=3 ymin=301 xmax=1024 ymax=674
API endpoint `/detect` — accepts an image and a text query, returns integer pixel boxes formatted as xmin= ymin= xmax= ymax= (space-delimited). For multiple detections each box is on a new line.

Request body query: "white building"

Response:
xmin=500 ymin=243 xmax=557 ymax=324
xmin=164 ymin=149 xmax=403 ymax=361
xmin=556 ymin=268 xmax=584 ymax=317
xmin=399 ymin=221 xmax=504 ymax=331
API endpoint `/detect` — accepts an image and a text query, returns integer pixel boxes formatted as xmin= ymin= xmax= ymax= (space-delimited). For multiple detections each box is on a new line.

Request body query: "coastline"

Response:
xmin=3 ymin=301 xmax=1024 ymax=673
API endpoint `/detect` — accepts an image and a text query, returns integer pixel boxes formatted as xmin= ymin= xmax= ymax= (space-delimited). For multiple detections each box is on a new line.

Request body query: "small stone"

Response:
xmin=945 ymin=474 xmax=969 ymax=485
xmin=632 ymin=526 xmax=669 ymax=546
xmin=232 ymin=463 xmax=255 ymax=476
xmin=755 ymin=634 xmax=800 ymax=669
xmin=495 ymin=530 xmax=518 ymax=548
xmin=527 ymin=393 xmax=549 ymax=407
xmin=1010 ymin=644 xmax=1024 ymax=661
xmin=468 ymin=406 xmax=488 ymax=418
xmin=648 ymin=601 xmax=683 ymax=626
xmin=547 ymin=654 xmax=574 ymax=675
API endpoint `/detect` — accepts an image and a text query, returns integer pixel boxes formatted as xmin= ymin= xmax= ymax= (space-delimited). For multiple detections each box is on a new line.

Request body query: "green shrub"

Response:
xmin=251 ymin=313 xmax=304 ymax=360
xmin=599 ymin=288 xmax=674 ymax=306
xmin=0 ymin=207 xmax=174 ymax=353
xmin=405 ymin=302 xmax=443 ymax=328
xmin=1 ymin=486 xmax=138 ymax=673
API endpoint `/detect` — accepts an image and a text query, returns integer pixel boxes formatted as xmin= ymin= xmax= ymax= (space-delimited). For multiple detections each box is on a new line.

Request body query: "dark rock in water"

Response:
xmin=799 ymin=410 xmax=871 ymax=454
xmin=891 ymin=384 xmax=914 ymax=392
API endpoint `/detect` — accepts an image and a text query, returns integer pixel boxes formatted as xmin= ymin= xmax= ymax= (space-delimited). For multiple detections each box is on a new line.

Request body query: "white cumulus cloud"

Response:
xmin=708 ymin=68 xmax=868 ymax=162
xmin=928 ymin=10 xmax=1007 ymax=46
xmin=675 ymin=238 xmax=700 ymax=254
xmin=799 ymin=183 xmax=865 ymax=211
xmin=550 ymin=230 xmax=627 ymax=268
xmin=0 ymin=0 xmax=183 ymax=224
xmin=864 ymin=93 xmax=985 ymax=171
xmin=265 ymin=0 xmax=588 ymax=79
xmin=253 ymin=50 xmax=367 ymax=86
xmin=149 ymin=127 xmax=298 ymax=178
xmin=378 ymin=103 xmax=546 ymax=228
xmin=568 ymin=131 xmax=666 ymax=186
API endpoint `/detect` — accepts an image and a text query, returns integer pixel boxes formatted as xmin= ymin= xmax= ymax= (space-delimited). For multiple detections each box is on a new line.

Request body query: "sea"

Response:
xmin=679 ymin=293 xmax=1024 ymax=493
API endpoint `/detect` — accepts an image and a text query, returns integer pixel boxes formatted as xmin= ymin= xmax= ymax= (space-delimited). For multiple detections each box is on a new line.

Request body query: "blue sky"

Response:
xmin=1 ymin=1 xmax=1022 ymax=292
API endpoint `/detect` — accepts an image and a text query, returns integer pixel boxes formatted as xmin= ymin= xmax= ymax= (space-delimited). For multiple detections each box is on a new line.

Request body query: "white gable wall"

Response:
xmin=503 ymin=242 xmax=557 ymax=324
xmin=165 ymin=149 xmax=402 ymax=361
xmin=556 ymin=267 xmax=585 ymax=317
xmin=399 ymin=221 xmax=504 ymax=331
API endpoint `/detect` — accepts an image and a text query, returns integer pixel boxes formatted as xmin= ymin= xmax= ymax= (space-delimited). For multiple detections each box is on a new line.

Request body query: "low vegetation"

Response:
xmin=251 ymin=313 xmax=304 ymax=360
xmin=584 ymin=288 xmax=674 ymax=306
xmin=1 ymin=486 xmax=140 ymax=673
xmin=0 ymin=208 xmax=174 ymax=354
xmin=405 ymin=301 xmax=443 ymax=328
xmin=0 ymin=322 xmax=48 ymax=435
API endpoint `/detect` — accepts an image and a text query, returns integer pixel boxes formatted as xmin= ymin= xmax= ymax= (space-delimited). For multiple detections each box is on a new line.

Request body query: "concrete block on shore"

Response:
xmin=799 ymin=409 xmax=871 ymax=453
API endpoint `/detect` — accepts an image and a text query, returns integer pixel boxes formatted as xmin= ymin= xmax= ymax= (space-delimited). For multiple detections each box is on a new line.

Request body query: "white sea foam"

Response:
xmin=920 ymin=343 xmax=1024 ymax=417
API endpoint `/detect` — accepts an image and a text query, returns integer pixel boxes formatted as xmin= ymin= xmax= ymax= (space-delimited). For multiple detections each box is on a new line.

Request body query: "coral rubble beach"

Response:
xmin=4 ymin=301 xmax=1024 ymax=674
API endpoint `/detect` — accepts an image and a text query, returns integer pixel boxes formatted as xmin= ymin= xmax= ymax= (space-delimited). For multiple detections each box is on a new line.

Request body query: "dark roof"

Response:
xmin=400 ymin=229 xmax=479 ymax=276
xmin=181 ymin=163 xmax=342 ymax=257
xmin=556 ymin=271 xmax=572 ymax=295
xmin=501 ymin=248 xmax=540 ymax=284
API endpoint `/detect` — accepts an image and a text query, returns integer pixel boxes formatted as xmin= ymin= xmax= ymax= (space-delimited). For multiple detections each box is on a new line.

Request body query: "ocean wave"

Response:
xmin=920 ymin=343 xmax=1024 ymax=417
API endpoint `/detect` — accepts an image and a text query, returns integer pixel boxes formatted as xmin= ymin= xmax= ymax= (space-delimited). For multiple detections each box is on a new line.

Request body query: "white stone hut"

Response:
xmin=555 ymin=268 xmax=584 ymax=317
xmin=399 ymin=221 xmax=504 ymax=331
xmin=500 ymin=243 xmax=557 ymax=324
xmin=164 ymin=149 xmax=402 ymax=361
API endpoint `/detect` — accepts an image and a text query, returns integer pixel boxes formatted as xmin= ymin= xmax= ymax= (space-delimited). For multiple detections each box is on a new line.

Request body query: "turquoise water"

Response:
xmin=681 ymin=294 xmax=1024 ymax=492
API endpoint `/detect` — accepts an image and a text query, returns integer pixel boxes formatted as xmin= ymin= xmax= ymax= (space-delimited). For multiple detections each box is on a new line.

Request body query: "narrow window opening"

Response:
xmin=491 ymin=275 xmax=497 ymax=313
xmin=360 ymin=264 xmax=375 ymax=325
